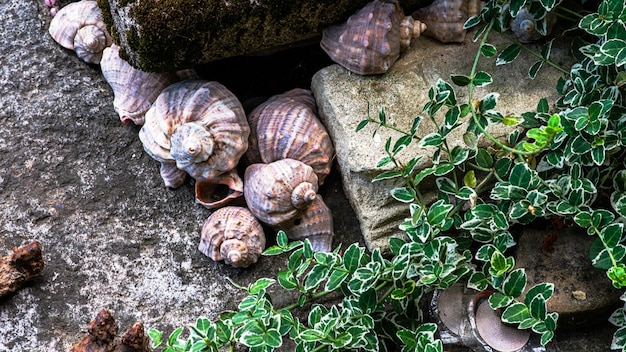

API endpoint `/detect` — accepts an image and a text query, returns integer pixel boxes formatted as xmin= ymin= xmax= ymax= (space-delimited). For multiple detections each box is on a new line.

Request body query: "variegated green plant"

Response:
xmin=147 ymin=0 xmax=626 ymax=350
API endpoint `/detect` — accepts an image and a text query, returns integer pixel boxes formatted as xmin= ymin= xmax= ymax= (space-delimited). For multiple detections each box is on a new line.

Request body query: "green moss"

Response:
xmin=96 ymin=0 xmax=120 ymax=44
xmin=119 ymin=0 xmax=426 ymax=72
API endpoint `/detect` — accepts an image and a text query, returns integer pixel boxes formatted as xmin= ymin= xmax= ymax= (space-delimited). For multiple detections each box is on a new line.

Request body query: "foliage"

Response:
xmin=148 ymin=0 xmax=626 ymax=350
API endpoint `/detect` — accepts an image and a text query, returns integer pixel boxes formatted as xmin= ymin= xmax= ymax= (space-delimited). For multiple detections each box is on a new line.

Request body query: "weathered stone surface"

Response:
xmin=99 ymin=0 xmax=427 ymax=72
xmin=0 ymin=1 xmax=362 ymax=351
xmin=311 ymin=33 xmax=574 ymax=252
xmin=515 ymin=226 xmax=623 ymax=328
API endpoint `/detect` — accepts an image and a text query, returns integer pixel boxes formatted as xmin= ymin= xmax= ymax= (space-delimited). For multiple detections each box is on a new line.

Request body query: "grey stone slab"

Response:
xmin=311 ymin=32 xmax=574 ymax=253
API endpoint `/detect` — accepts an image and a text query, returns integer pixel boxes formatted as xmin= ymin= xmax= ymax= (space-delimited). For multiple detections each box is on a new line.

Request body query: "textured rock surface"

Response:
xmin=311 ymin=33 xmax=575 ymax=253
xmin=515 ymin=226 xmax=623 ymax=328
xmin=99 ymin=0 xmax=427 ymax=72
xmin=0 ymin=1 xmax=362 ymax=351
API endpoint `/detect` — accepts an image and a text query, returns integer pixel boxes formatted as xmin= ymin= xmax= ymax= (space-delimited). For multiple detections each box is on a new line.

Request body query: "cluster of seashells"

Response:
xmin=320 ymin=0 xmax=555 ymax=75
xmin=48 ymin=0 xmax=336 ymax=268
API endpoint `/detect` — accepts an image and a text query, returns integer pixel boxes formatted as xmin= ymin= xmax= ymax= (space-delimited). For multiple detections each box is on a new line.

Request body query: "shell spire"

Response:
xmin=278 ymin=195 xmax=334 ymax=253
xmin=412 ymin=0 xmax=482 ymax=43
xmin=138 ymin=80 xmax=249 ymax=186
xmin=244 ymin=159 xmax=319 ymax=225
xmin=198 ymin=207 xmax=266 ymax=268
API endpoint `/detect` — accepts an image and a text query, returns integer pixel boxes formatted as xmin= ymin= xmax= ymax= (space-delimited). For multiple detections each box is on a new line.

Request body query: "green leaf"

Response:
xmin=509 ymin=163 xmax=533 ymax=189
xmin=502 ymin=302 xmax=531 ymax=323
xmin=264 ymin=329 xmax=282 ymax=348
xmin=489 ymin=292 xmax=514 ymax=309
xmin=574 ymin=211 xmax=592 ymax=228
xmin=451 ymin=75 xmax=472 ymax=86
xmin=600 ymin=223 xmax=624 ymax=248
xmin=375 ymin=156 xmax=393 ymax=168
xmin=525 ymin=283 xmax=554 ymax=305
xmin=503 ymin=269 xmax=527 ymax=298
xmin=304 ymin=265 xmax=330 ymax=291
xmin=464 ymin=16 xmax=481 ymax=29
xmin=529 ymin=61 xmax=543 ymax=79
xmin=472 ymin=71 xmax=493 ymax=87
xmin=497 ymin=44 xmax=521 ymax=65
xmin=481 ymin=43 xmax=497 ymax=57
xmin=475 ymin=148 xmax=493 ymax=168
xmin=419 ymin=132 xmax=443 ymax=147
xmin=372 ymin=170 xmax=402 ymax=182
xmin=278 ymin=270 xmax=298 ymax=290
xmin=427 ymin=200 xmax=454 ymax=226
xmin=391 ymin=187 xmax=416 ymax=203
xmin=434 ymin=163 xmax=454 ymax=176
xmin=249 ymin=278 xmax=275 ymax=294
xmin=148 ymin=328 xmax=164 ymax=348
xmin=494 ymin=158 xmax=512 ymax=179
xmin=359 ymin=288 xmax=378 ymax=313
xmin=601 ymin=39 xmax=626 ymax=58
xmin=529 ymin=295 xmax=547 ymax=320
xmin=344 ymin=244 xmax=363 ymax=272
xmin=356 ymin=119 xmax=369 ymax=132
xmin=326 ymin=269 xmax=348 ymax=291
xmin=451 ymin=146 xmax=470 ymax=165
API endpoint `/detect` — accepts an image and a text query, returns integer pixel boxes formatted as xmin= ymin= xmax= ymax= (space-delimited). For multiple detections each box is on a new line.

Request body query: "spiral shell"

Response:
xmin=278 ymin=195 xmax=334 ymax=252
xmin=48 ymin=0 xmax=112 ymax=64
xmin=138 ymin=80 xmax=250 ymax=185
xmin=246 ymin=89 xmax=335 ymax=185
xmin=159 ymin=162 xmax=188 ymax=188
xmin=244 ymin=159 xmax=319 ymax=225
xmin=412 ymin=0 xmax=481 ymax=43
xmin=321 ymin=0 xmax=427 ymax=75
xmin=195 ymin=169 xmax=244 ymax=209
xmin=101 ymin=44 xmax=180 ymax=125
xmin=510 ymin=8 xmax=555 ymax=43
xmin=198 ymin=207 xmax=266 ymax=268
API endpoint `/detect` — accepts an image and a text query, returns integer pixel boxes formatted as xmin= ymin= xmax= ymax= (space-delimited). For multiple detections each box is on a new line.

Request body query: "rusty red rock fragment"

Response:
xmin=0 ymin=240 xmax=44 ymax=298
xmin=70 ymin=309 xmax=151 ymax=352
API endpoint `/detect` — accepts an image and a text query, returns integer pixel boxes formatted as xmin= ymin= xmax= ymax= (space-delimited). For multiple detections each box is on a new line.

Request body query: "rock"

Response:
xmin=515 ymin=226 xmax=623 ymax=328
xmin=0 ymin=0 xmax=363 ymax=350
xmin=98 ymin=0 xmax=427 ymax=72
xmin=311 ymin=33 xmax=574 ymax=253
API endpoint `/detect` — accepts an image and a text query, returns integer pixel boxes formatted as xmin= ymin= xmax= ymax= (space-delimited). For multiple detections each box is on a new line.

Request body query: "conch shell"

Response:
xmin=278 ymin=195 xmax=334 ymax=252
xmin=510 ymin=8 xmax=555 ymax=43
xmin=198 ymin=206 xmax=266 ymax=268
xmin=244 ymin=159 xmax=318 ymax=226
xmin=138 ymin=80 xmax=250 ymax=186
xmin=101 ymin=44 xmax=180 ymax=125
xmin=412 ymin=0 xmax=481 ymax=43
xmin=321 ymin=0 xmax=427 ymax=75
xmin=246 ymin=89 xmax=335 ymax=184
xmin=48 ymin=0 xmax=112 ymax=64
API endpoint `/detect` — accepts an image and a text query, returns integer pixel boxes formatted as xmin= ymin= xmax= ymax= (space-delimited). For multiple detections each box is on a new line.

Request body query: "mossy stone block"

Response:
xmin=98 ymin=0 xmax=426 ymax=72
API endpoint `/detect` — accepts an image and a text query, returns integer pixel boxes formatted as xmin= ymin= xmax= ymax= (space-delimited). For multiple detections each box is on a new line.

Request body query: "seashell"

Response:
xmin=195 ymin=169 xmax=244 ymax=209
xmin=510 ymin=8 xmax=555 ymax=43
xmin=244 ymin=159 xmax=318 ymax=225
xmin=101 ymin=44 xmax=181 ymax=125
xmin=138 ymin=80 xmax=249 ymax=186
xmin=159 ymin=162 xmax=188 ymax=188
xmin=246 ymin=89 xmax=335 ymax=184
xmin=198 ymin=206 xmax=266 ymax=268
xmin=412 ymin=0 xmax=482 ymax=43
xmin=278 ymin=195 xmax=334 ymax=252
xmin=48 ymin=0 xmax=112 ymax=64
xmin=320 ymin=0 xmax=427 ymax=75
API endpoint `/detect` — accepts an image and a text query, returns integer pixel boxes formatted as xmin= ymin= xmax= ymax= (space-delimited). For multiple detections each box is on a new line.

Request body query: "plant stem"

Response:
xmin=496 ymin=32 xmax=570 ymax=75
xmin=281 ymin=290 xmax=334 ymax=311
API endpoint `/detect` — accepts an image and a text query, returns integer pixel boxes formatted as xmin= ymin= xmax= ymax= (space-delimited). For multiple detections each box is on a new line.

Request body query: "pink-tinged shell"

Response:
xmin=320 ymin=0 xmax=426 ymax=75
xmin=138 ymin=80 xmax=250 ymax=184
xmin=195 ymin=169 xmax=244 ymax=209
xmin=101 ymin=44 xmax=180 ymax=125
xmin=246 ymin=89 xmax=335 ymax=185
xmin=159 ymin=162 xmax=188 ymax=188
xmin=278 ymin=195 xmax=334 ymax=252
xmin=198 ymin=206 xmax=266 ymax=268
xmin=48 ymin=0 xmax=112 ymax=64
xmin=244 ymin=159 xmax=318 ymax=225
xmin=412 ymin=0 xmax=481 ymax=43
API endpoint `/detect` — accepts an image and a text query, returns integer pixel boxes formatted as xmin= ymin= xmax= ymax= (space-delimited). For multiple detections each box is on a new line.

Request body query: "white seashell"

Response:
xmin=246 ymin=89 xmax=335 ymax=184
xmin=244 ymin=159 xmax=319 ymax=226
xmin=101 ymin=44 xmax=181 ymax=125
xmin=321 ymin=0 xmax=427 ymax=75
xmin=48 ymin=0 xmax=112 ymax=64
xmin=138 ymin=80 xmax=249 ymax=186
xmin=198 ymin=206 xmax=266 ymax=268
xmin=159 ymin=162 xmax=188 ymax=188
